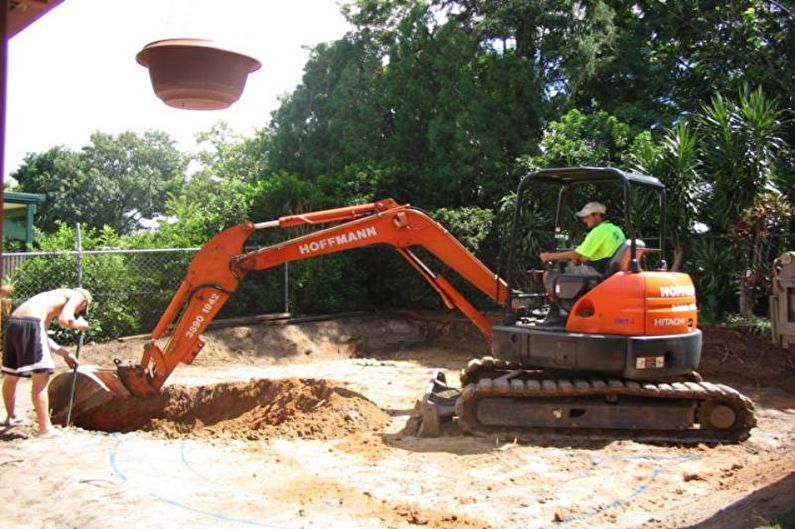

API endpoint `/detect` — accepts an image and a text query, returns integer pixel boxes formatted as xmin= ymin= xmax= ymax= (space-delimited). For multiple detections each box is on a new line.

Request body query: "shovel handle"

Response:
xmin=63 ymin=331 xmax=84 ymax=427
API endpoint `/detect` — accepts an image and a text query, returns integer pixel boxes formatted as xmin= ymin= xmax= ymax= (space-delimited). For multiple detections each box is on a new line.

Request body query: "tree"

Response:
xmin=696 ymin=86 xmax=787 ymax=234
xmin=193 ymin=122 xmax=269 ymax=185
xmin=730 ymin=192 xmax=793 ymax=316
xmin=270 ymin=3 xmax=544 ymax=209
xmin=268 ymin=36 xmax=386 ymax=182
xmin=152 ymin=173 xmax=251 ymax=247
xmin=12 ymin=130 xmax=187 ymax=234
xmin=522 ymin=109 xmax=633 ymax=169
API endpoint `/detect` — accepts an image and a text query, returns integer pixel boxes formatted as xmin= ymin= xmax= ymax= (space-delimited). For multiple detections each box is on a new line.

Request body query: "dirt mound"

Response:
xmin=76 ymin=312 xmax=489 ymax=369
xmin=700 ymin=325 xmax=795 ymax=387
xmin=74 ymin=378 xmax=390 ymax=441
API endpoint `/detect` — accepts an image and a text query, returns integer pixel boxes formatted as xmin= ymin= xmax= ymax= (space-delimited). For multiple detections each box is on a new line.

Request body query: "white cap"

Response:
xmin=576 ymin=201 xmax=607 ymax=217
xmin=73 ymin=288 xmax=92 ymax=313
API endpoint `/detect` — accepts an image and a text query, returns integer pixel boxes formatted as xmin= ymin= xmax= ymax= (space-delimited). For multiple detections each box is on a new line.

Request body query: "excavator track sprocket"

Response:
xmin=454 ymin=366 xmax=756 ymax=444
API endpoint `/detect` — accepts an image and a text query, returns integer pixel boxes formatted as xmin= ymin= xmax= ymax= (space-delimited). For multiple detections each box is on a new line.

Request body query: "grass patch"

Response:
xmin=756 ymin=509 xmax=795 ymax=529
xmin=724 ymin=314 xmax=772 ymax=335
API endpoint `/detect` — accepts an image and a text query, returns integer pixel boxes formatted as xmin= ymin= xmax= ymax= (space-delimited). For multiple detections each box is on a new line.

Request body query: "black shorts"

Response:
xmin=1 ymin=316 xmax=54 ymax=377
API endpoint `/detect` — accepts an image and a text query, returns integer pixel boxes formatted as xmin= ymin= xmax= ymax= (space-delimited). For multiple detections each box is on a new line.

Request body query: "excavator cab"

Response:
xmin=508 ymin=167 xmax=666 ymax=323
xmin=489 ymin=167 xmax=703 ymax=381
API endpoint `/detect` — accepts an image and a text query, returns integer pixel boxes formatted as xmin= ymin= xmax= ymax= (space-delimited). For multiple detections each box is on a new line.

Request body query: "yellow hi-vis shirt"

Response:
xmin=575 ymin=221 xmax=626 ymax=262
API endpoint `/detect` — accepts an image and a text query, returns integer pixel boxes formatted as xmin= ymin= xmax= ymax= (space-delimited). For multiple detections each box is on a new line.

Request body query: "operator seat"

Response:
xmin=602 ymin=239 xmax=646 ymax=277
xmin=553 ymin=239 xmax=645 ymax=312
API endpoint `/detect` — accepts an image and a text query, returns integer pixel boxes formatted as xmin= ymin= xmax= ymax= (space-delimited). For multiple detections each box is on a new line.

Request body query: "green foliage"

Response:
xmin=269 ymin=4 xmax=543 ymax=208
xmin=193 ymin=122 xmax=269 ymax=185
xmin=521 ymin=109 xmax=632 ymax=169
xmin=496 ymin=190 xmax=555 ymax=272
xmin=730 ymin=192 xmax=793 ymax=315
xmin=2 ymin=239 xmax=25 ymax=252
xmin=268 ymin=37 xmax=386 ymax=183
xmin=155 ymin=174 xmax=250 ymax=247
xmin=686 ymin=238 xmax=740 ymax=321
xmin=697 ymin=86 xmax=787 ymax=234
xmin=724 ymin=314 xmax=772 ymax=335
xmin=571 ymin=1 xmax=794 ymax=135
xmin=8 ymin=223 xmax=142 ymax=342
xmin=432 ymin=207 xmax=494 ymax=253
xmin=249 ymin=171 xmax=325 ymax=220
xmin=12 ymin=131 xmax=186 ymax=235
xmin=631 ymin=123 xmax=701 ymax=269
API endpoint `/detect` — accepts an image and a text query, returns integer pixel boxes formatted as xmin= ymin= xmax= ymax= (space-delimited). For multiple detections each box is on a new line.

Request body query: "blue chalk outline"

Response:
xmin=109 ymin=433 xmax=295 ymax=528
xmin=558 ymin=467 xmax=662 ymax=525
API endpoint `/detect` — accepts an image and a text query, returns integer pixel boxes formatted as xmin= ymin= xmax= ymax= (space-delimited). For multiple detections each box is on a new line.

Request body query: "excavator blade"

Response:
xmin=408 ymin=370 xmax=459 ymax=437
xmin=49 ymin=365 xmax=130 ymax=426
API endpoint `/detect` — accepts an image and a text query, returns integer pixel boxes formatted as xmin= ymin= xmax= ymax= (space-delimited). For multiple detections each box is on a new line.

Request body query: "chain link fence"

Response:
xmin=2 ymin=247 xmax=290 ymax=342
xmin=2 ymin=227 xmax=791 ymax=343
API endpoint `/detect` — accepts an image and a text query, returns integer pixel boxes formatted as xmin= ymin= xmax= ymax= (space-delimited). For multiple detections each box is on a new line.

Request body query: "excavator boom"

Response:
xmin=61 ymin=199 xmax=507 ymax=405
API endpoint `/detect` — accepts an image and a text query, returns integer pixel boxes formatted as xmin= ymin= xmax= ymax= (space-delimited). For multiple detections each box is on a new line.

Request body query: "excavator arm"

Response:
xmin=117 ymin=199 xmax=509 ymax=396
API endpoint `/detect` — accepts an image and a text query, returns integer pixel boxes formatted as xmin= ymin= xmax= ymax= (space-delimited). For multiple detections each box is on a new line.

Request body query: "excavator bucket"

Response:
xmin=48 ymin=365 xmax=130 ymax=426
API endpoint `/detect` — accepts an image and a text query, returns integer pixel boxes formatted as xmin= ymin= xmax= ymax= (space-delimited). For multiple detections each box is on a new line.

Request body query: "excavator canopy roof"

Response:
xmin=524 ymin=167 xmax=664 ymax=189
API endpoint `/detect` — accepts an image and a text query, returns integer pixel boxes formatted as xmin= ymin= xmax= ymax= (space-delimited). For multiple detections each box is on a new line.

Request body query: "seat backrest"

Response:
xmin=604 ymin=239 xmax=645 ymax=276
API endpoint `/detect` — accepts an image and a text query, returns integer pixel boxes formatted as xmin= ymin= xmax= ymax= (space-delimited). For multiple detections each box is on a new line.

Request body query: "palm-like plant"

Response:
xmin=631 ymin=123 xmax=701 ymax=270
xmin=697 ymin=86 xmax=786 ymax=235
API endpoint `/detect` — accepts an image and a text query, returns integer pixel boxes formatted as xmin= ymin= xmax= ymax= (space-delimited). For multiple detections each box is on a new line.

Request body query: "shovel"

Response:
xmin=62 ymin=331 xmax=84 ymax=427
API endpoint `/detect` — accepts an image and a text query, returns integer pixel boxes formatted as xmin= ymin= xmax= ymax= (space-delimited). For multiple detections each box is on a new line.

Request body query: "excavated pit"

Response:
xmin=73 ymin=378 xmax=390 ymax=441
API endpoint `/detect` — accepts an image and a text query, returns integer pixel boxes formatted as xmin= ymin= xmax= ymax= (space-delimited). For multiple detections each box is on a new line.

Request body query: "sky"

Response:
xmin=5 ymin=0 xmax=353 ymax=180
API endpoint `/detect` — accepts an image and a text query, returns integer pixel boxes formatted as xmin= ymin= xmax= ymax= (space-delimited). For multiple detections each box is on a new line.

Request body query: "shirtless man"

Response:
xmin=2 ymin=288 xmax=91 ymax=436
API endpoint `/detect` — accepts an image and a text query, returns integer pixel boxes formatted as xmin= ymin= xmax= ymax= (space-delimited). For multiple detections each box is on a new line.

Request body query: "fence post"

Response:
xmin=75 ymin=222 xmax=83 ymax=286
xmin=65 ymin=223 xmax=85 ymax=427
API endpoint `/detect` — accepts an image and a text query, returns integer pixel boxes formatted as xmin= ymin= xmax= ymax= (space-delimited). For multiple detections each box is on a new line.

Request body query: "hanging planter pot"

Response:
xmin=136 ymin=38 xmax=261 ymax=110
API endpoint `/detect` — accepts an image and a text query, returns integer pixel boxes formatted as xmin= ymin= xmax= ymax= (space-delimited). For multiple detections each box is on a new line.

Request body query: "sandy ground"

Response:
xmin=1 ymin=313 xmax=794 ymax=529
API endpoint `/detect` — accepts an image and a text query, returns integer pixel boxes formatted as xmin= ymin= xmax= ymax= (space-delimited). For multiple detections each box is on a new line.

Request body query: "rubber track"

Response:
xmin=455 ymin=364 xmax=756 ymax=444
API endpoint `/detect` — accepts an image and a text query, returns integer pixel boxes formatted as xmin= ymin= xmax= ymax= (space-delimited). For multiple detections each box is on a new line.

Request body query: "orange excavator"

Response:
xmin=50 ymin=167 xmax=755 ymax=443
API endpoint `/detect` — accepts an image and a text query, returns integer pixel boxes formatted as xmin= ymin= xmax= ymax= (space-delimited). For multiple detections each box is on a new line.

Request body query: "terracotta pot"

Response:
xmin=136 ymin=38 xmax=261 ymax=110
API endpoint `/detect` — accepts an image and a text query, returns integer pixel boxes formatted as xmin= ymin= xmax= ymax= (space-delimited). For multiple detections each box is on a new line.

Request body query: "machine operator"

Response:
xmin=540 ymin=201 xmax=626 ymax=273
xmin=539 ymin=201 xmax=625 ymax=324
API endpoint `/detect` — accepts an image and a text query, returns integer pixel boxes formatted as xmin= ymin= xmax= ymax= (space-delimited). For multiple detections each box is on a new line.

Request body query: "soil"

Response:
xmin=1 ymin=312 xmax=794 ymax=529
xmin=75 ymin=378 xmax=389 ymax=441
xmin=699 ymin=324 xmax=795 ymax=388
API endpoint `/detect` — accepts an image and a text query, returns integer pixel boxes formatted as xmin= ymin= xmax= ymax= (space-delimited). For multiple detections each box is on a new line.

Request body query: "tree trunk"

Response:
xmin=738 ymin=273 xmax=754 ymax=317
xmin=672 ymin=244 xmax=684 ymax=272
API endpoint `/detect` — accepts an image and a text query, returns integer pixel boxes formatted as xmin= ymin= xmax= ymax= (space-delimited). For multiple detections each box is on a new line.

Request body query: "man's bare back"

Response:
xmin=12 ymin=288 xmax=89 ymax=332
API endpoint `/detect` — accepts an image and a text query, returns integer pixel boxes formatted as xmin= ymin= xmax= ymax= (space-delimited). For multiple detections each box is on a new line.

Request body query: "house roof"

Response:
xmin=8 ymin=1 xmax=65 ymax=39
xmin=4 ymin=191 xmax=46 ymax=204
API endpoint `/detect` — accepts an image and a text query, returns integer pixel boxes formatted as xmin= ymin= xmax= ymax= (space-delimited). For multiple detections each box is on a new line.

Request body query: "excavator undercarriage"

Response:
xmin=417 ymin=359 xmax=756 ymax=443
